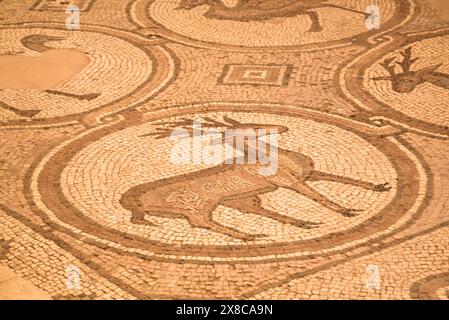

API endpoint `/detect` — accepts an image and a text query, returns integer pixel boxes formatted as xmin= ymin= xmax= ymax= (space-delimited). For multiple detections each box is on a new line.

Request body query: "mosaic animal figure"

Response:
xmin=0 ymin=34 xmax=100 ymax=117
xmin=120 ymin=116 xmax=391 ymax=241
xmin=372 ymin=47 xmax=449 ymax=93
xmin=176 ymin=0 xmax=369 ymax=32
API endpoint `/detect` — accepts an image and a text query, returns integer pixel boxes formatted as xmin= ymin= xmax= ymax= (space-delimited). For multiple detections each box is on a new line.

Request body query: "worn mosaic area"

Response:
xmin=1 ymin=0 xmax=449 ymax=300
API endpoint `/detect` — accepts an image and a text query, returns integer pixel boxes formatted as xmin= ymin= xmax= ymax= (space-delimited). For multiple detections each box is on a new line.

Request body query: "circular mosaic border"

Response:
xmin=0 ymin=24 xmax=177 ymax=125
xmin=130 ymin=0 xmax=413 ymax=51
xmin=28 ymin=103 xmax=427 ymax=263
xmin=343 ymin=28 xmax=449 ymax=137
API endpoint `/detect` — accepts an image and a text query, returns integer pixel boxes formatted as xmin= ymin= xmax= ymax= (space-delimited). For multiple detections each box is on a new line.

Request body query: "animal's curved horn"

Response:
xmin=379 ymin=57 xmax=397 ymax=76
xmin=396 ymin=47 xmax=418 ymax=72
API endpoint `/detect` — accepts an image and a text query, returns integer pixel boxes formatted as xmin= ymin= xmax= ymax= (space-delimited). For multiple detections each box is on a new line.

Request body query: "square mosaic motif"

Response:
xmin=218 ymin=64 xmax=294 ymax=87
xmin=30 ymin=0 xmax=95 ymax=11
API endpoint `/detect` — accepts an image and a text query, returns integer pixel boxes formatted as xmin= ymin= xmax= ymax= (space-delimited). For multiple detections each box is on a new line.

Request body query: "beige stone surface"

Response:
xmin=1 ymin=0 xmax=449 ymax=300
xmin=0 ymin=266 xmax=52 ymax=300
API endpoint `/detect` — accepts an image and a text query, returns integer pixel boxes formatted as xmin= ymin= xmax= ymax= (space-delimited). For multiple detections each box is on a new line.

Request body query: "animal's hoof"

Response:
xmin=130 ymin=218 xmax=157 ymax=227
xmin=373 ymin=183 xmax=392 ymax=192
xmin=294 ymin=220 xmax=322 ymax=229
xmin=82 ymin=93 xmax=101 ymax=101
xmin=19 ymin=110 xmax=41 ymax=118
xmin=341 ymin=209 xmax=362 ymax=217
xmin=309 ymin=27 xmax=323 ymax=32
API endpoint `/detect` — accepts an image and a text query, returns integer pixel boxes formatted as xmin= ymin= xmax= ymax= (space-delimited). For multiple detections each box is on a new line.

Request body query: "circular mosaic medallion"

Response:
xmin=366 ymin=34 xmax=449 ymax=129
xmin=33 ymin=105 xmax=424 ymax=262
xmin=145 ymin=0 xmax=403 ymax=49
xmin=0 ymin=27 xmax=172 ymax=122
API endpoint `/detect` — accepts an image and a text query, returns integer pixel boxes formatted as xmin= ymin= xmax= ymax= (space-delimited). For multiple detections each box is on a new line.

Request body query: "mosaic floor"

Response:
xmin=1 ymin=0 xmax=449 ymax=300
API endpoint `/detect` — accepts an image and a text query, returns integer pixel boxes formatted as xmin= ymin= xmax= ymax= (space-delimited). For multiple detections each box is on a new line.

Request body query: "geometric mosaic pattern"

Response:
xmin=218 ymin=64 xmax=294 ymax=86
xmin=1 ymin=0 xmax=449 ymax=300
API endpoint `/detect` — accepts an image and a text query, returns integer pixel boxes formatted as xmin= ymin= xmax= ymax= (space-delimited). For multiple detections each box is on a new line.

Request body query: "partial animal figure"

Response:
xmin=120 ymin=116 xmax=391 ymax=241
xmin=372 ymin=47 xmax=449 ymax=93
xmin=0 ymin=34 xmax=100 ymax=117
xmin=176 ymin=0 xmax=369 ymax=32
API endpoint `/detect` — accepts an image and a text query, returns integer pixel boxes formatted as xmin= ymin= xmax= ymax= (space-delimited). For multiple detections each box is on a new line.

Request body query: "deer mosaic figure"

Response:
xmin=176 ymin=0 xmax=369 ymax=32
xmin=372 ymin=47 xmax=449 ymax=93
xmin=0 ymin=34 xmax=101 ymax=117
xmin=120 ymin=116 xmax=392 ymax=241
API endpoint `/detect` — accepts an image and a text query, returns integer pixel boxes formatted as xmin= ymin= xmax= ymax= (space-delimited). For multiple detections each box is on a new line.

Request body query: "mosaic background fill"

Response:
xmin=1 ymin=0 xmax=449 ymax=300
